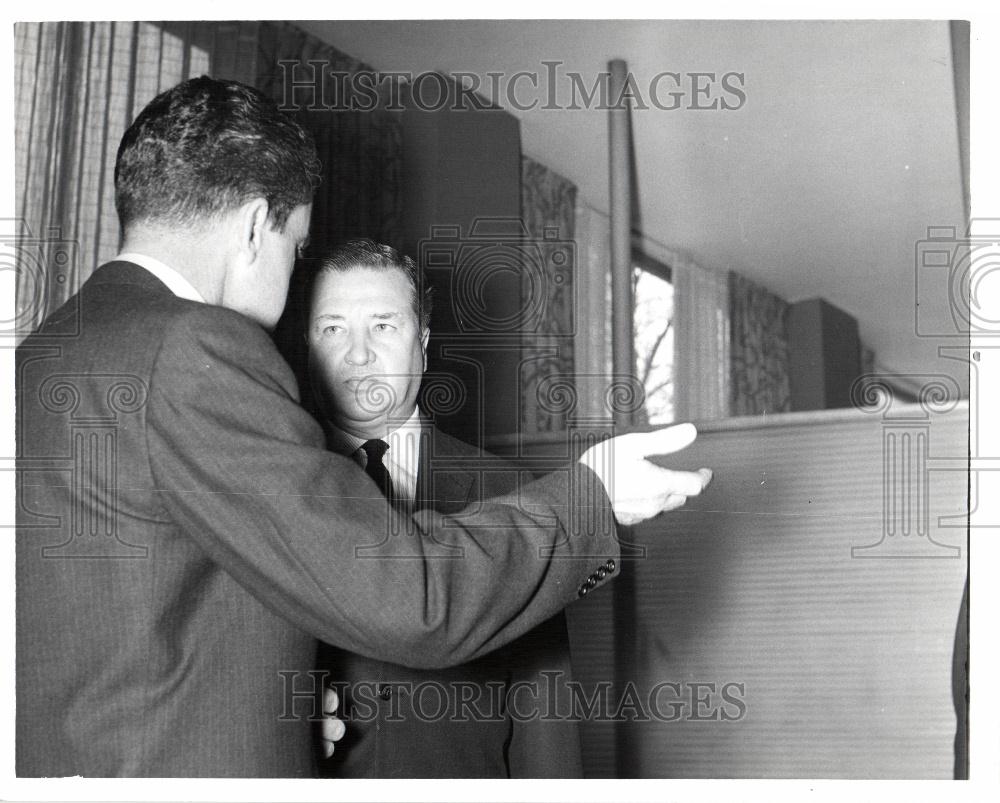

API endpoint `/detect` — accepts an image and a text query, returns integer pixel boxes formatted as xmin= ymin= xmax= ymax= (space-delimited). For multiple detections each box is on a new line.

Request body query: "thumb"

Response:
xmin=638 ymin=423 xmax=698 ymax=458
xmin=647 ymin=466 xmax=714 ymax=498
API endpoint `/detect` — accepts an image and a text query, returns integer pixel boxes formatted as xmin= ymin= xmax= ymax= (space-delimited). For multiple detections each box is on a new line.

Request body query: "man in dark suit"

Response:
xmin=15 ymin=76 xmax=711 ymax=777
xmin=302 ymin=239 xmax=582 ymax=777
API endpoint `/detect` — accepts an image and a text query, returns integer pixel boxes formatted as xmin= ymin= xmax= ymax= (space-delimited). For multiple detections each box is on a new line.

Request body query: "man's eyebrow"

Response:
xmin=312 ymin=311 xmax=403 ymax=322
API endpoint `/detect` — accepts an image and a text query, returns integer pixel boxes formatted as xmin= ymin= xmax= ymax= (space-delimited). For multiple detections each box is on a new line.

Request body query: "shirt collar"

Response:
xmin=324 ymin=406 xmax=423 ymax=458
xmin=115 ymin=252 xmax=206 ymax=303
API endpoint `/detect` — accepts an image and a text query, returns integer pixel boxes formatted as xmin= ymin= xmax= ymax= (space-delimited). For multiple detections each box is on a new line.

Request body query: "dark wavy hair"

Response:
xmin=114 ymin=76 xmax=322 ymax=232
xmin=313 ymin=238 xmax=433 ymax=331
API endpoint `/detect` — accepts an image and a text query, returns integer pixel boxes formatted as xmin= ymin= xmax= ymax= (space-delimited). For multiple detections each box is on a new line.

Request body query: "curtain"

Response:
xmin=13 ymin=21 xmax=257 ymax=338
xmin=255 ymin=22 xmax=403 ymax=250
xmin=572 ymin=200 xmax=733 ymax=425
xmin=672 ymin=257 xmax=731 ymax=421
xmin=518 ymin=156 xmax=577 ymax=433
xmin=13 ymin=20 xmax=403 ymax=347
xmin=728 ymin=270 xmax=791 ymax=416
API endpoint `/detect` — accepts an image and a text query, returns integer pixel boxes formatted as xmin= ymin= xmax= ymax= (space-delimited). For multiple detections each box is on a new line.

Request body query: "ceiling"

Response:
xmin=297 ymin=19 xmax=968 ymax=396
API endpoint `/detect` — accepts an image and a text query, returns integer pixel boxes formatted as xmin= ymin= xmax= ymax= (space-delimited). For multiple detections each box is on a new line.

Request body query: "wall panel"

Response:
xmin=551 ymin=403 xmax=968 ymax=777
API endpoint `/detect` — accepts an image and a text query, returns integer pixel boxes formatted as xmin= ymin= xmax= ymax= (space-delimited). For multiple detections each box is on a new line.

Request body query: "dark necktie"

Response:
xmin=359 ymin=439 xmax=394 ymax=504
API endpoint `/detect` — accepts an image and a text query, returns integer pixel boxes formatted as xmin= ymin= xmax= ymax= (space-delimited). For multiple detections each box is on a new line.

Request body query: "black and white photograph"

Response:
xmin=2 ymin=5 xmax=997 ymax=801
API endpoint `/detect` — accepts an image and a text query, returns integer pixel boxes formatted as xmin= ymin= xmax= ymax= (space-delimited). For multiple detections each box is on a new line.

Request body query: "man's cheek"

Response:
xmin=330 ymin=384 xmax=355 ymax=410
xmin=319 ymin=357 xmax=343 ymax=386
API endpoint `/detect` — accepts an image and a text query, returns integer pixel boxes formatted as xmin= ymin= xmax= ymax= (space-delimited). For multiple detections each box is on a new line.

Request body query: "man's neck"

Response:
xmin=119 ymin=226 xmax=227 ymax=304
xmin=323 ymin=407 xmax=421 ymax=454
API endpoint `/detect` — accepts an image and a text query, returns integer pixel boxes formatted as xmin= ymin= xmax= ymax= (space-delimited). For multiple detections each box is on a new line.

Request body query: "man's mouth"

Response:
xmin=344 ymin=376 xmax=385 ymax=395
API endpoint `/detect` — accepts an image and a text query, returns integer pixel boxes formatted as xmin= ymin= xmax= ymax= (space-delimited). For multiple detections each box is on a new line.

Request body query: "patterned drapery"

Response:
xmin=13 ymin=21 xmax=403 ymax=347
xmin=728 ymin=271 xmax=791 ymax=416
xmin=519 ymin=156 xmax=577 ymax=433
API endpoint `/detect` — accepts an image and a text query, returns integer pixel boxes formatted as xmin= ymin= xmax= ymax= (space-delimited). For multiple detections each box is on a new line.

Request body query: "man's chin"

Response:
xmin=329 ymin=406 xmax=390 ymax=434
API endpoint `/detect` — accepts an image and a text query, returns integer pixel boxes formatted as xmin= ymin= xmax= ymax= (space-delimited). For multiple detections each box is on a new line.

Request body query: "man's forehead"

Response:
xmin=315 ymin=266 xmax=411 ymax=293
xmin=312 ymin=266 xmax=415 ymax=313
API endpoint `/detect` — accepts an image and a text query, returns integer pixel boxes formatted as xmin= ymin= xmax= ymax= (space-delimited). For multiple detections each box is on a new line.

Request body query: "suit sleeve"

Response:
xmin=145 ymin=306 xmax=620 ymax=669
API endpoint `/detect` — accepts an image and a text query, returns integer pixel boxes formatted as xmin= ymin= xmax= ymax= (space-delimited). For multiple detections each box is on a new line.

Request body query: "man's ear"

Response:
xmin=238 ymin=197 xmax=271 ymax=264
xmin=421 ymin=328 xmax=430 ymax=373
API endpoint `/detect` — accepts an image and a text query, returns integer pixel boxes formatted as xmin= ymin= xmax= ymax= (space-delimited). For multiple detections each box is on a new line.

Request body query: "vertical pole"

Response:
xmin=607 ymin=56 xmax=639 ymax=779
xmin=948 ymin=21 xmax=969 ymax=222
xmin=608 ymin=58 xmax=634 ymax=430
xmin=947 ymin=21 xmax=969 ymax=780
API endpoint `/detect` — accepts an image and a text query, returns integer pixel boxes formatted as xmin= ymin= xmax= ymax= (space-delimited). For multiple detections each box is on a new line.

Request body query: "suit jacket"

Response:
xmin=15 ymin=261 xmax=619 ymax=777
xmin=317 ymin=426 xmax=582 ymax=778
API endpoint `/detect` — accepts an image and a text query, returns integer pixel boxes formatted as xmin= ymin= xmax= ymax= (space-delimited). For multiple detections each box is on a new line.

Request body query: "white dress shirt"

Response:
xmin=115 ymin=252 xmax=206 ymax=303
xmin=324 ymin=406 xmax=423 ymax=508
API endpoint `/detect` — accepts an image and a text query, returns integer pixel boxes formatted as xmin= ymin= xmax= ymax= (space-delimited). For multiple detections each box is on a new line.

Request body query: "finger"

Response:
xmin=660 ymin=494 xmax=688 ymax=512
xmin=648 ymin=466 xmax=712 ymax=497
xmin=323 ymin=688 xmax=339 ymax=715
xmin=322 ymin=715 xmax=347 ymax=743
xmin=639 ymin=423 xmax=698 ymax=458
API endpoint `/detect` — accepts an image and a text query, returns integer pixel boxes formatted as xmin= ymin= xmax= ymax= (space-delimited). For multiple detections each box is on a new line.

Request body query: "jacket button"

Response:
xmin=596 ymin=567 xmax=607 ymax=579
xmin=578 ymin=584 xmax=590 ymax=597
xmin=378 ymin=684 xmax=393 ymax=700
xmin=605 ymin=559 xmax=616 ymax=572
xmin=585 ymin=576 xmax=598 ymax=589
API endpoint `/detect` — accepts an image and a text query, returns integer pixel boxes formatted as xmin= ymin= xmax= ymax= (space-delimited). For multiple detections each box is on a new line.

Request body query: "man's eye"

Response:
xmin=322 ymin=325 xmax=342 ymax=335
xmin=374 ymin=323 xmax=395 ymax=332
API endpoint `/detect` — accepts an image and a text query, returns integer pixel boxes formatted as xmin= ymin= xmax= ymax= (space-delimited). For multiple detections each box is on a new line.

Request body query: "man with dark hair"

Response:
xmin=114 ymin=76 xmax=321 ymax=232
xmin=16 ymin=76 xmax=711 ymax=778
xmin=305 ymin=238 xmax=583 ymax=777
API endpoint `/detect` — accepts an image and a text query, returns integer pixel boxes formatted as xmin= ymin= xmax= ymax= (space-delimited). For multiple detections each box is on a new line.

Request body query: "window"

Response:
xmin=632 ymin=251 xmax=674 ymax=425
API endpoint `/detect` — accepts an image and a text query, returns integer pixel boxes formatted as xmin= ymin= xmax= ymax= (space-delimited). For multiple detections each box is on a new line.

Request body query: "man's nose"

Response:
xmin=344 ymin=332 xmax=374 ymax=365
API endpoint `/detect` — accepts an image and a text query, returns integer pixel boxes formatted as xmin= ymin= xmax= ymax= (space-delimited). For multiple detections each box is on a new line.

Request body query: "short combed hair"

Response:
xmin=313 ymin=239 xmax=433 ymax=330
xmin=115 ymin=76 xmax=322 ymax=231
